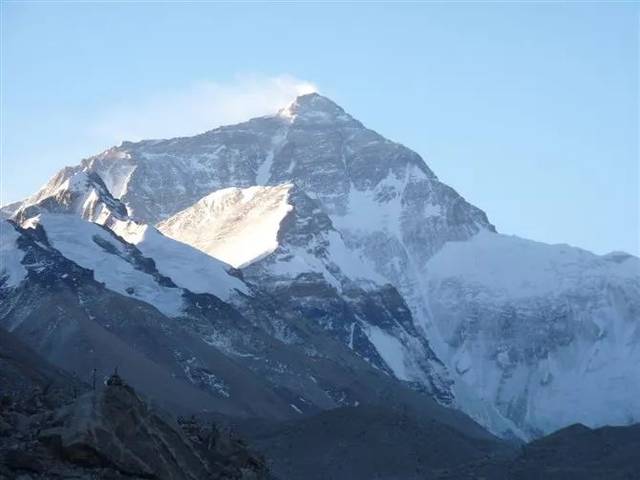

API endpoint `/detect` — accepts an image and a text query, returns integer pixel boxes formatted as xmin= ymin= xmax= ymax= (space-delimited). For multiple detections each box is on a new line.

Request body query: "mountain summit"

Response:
xmin=277 ymin=92 xmax=356 ymax=124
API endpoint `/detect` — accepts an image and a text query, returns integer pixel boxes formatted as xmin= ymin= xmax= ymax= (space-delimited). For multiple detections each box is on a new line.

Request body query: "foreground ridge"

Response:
xmin=0 ymin=329 xmax=270 ymax=480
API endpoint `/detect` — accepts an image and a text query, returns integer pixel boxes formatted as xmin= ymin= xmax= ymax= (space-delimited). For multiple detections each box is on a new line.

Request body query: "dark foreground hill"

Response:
xmin=238 ymin=410 xmax=640 ymax=480
xmin=434 ymin=422 xmax=640 ymax=480
xmin=2 ymin=322 xmax=638 ymax=480
xmin=0 ymin=327 xmax=270 ymax=480
xmin=236 ymin=405 xmax=511 ymax=480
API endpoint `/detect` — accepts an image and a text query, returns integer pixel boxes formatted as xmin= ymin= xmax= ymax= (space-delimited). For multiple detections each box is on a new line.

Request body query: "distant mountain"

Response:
xmin=2 ymin=92 xmax=638 ymax=441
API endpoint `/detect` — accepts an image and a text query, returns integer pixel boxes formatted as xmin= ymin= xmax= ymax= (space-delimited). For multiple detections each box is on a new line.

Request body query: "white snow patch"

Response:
xmin=158 ymin=184 xmax=294 ymax=268
xmin=31 ymin=214 xmax=184 ymax=316
xmin=424 ymin=203 xmax=442 ymax=218
xmin=364 ymin=324 xmax=410 ymax=380
xmin=264 ymin=231 xmax=384 ymax=292
xmin=110 ymin=220 xmax=247 ymax=301
xmin=426 ymin=231 xmax=640 ymax=437
xmin=333 ymin=171 xmax=406 ymax=238
xmin=160 ymin=183 xmax=386 ymax=293
xmin=427 ymin=230 xmax=640 ymax=298
xmin=88 ymin=149 xmax=137 ymax=199
xmin=0 ymin=221 xmax=27 ymax=288
xmin=256 ymin=129 xmax=288 ymax=185
xmin=348 ymin=322 xmax=356 ymax=349
xmin=324 ymin=230 xmax=385 ymax=285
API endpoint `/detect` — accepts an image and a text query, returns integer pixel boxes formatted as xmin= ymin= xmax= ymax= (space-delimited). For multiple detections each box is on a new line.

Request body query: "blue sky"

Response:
xmin=1 ymin=2 xmax=638 ymax=255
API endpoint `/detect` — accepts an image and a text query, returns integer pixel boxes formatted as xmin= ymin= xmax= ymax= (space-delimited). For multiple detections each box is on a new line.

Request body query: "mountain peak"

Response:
xmin=13 ymin=166 xmax=128 ymax=225
xmin=277 ymin=92 xmax=354 ymax=124
xmin=293 ymin=92 xmax=337 ymax=108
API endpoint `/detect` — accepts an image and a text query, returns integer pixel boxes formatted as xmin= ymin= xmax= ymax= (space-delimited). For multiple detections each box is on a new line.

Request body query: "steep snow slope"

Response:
xmin=159 ymin=184 xmax=384 ymax=286
xmin=159 ymin=184 xmax=454 ymax=403
xmin=158 ymin=184 xmax=295 ymax=268
xmin=24 ymin=213 xmax=186 ymax=317
xmin=426 ymin=231 xmax=640 ymax=436
xmin=9 ymin=166 xmax=248 ymax=305
xmin=0 ymin=221 xmax=27 ymax=288
xmin=110 ymin=220 xmax=247 ymax=301
xmin=428 ymin=232 xmax=639 ymax=298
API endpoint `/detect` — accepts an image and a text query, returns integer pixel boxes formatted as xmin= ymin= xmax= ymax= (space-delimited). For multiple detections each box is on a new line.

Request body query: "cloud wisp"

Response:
xmin=90 ymin=74 xmax=317 ymax=144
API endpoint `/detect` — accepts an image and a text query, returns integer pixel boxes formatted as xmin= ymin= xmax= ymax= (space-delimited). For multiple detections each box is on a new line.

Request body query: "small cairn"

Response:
xmin=106 ymin=367 xmax=125 ymax=387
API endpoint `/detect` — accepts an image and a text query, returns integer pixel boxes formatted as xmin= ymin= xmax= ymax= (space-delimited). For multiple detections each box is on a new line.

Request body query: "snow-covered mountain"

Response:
xmin=11 ymin=165 xmax=248 ymax=307
xmin=426 ymin=231 xmax=640 ymax=436
xmin=1 ymin=164 xmax=485 ymax=437
xmin=2 ymin=92 xmax=638 ymax=439
xmin=12 ymin=167 xmax=128 ymax=225
xmin=159 ymin=183 xmax=453 ymax=403
xmin=2 ymin=214 xmax=474 ymax=427
xmin=82 ymin=94 xmax=494 ymax=326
